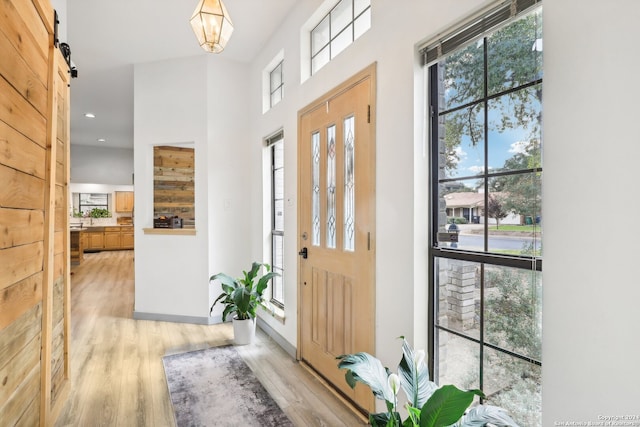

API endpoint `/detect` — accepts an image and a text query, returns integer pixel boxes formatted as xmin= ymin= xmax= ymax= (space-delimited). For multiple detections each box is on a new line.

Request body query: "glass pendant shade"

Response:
xmin=190 ymin=0 xmax=234 ymax=53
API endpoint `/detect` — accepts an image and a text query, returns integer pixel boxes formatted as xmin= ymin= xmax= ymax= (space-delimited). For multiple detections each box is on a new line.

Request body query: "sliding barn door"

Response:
xmin=0 ymin=0 xmax=71 ymax=425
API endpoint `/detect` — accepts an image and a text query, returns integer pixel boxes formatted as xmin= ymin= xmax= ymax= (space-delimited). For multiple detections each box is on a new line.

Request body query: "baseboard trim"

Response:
xmin=131 ymin=311 xmax=297 ymax=360
xmin=133 ymin=311 xmax=222 ymax=325
xmin=256 ymin=317 xmax=297 ymax=359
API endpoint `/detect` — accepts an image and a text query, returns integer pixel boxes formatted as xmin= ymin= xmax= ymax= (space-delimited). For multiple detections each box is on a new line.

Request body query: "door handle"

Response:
xmin=298 ymin=247 xmax=308 ymax=259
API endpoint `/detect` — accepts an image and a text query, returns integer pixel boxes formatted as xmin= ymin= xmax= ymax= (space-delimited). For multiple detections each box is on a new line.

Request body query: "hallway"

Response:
xmin=56 ymin=250 xmax=363 ymax=426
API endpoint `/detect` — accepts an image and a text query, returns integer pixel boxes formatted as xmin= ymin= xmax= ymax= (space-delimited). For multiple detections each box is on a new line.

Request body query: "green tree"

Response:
xmin=440 ymin=11 xmax=542 ymax=174
xmin=486 ymin=194 xmax=509 ymax=229
xmin=490 ymin=139 xmax=541 ymax=220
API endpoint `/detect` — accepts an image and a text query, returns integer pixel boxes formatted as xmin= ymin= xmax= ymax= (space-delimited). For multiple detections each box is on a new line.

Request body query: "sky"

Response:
xmin=445 ymin=91 xmax=541 ymax=184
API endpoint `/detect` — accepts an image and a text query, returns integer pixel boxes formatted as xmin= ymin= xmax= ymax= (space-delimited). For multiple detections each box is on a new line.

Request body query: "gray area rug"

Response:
xmin=162 ymin=345 xmax=294 ymax=427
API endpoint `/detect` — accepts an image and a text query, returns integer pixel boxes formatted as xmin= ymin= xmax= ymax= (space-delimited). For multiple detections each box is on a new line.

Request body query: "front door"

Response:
xmin=297 ymin=64 xmax=376 ymax=412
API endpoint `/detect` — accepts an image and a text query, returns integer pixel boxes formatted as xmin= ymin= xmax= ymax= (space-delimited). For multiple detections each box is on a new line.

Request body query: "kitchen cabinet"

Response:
xmin=84 ymin=226 xmax=134 ymax=251
xmin=70 ymin=230 xmax=85 ymax=264
xmin=87 ymin=229 xmax=105 ymax=250
xmin=104 ymin=227 xmax=122 ymax=249
xmin=121 ymin=229 xmax=135 ymax=249
xmin=115 ymin=191 xmax=134 ymax=212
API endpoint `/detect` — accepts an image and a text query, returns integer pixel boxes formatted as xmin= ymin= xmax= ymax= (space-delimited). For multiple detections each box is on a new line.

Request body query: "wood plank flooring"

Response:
xmin=55 ymin=250 xmax=365 ymax=426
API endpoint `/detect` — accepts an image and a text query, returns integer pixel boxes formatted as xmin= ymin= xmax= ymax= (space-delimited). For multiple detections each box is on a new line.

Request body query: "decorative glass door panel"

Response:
xmin=298 ymin=65 xmax=376 ymax=413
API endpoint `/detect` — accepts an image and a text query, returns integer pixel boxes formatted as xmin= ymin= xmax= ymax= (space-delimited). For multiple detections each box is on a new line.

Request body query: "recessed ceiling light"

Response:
xmin=97 ymin=138 xmax=106 ymax=142
xmin=84 ymin=113 xmax=96 ymax=118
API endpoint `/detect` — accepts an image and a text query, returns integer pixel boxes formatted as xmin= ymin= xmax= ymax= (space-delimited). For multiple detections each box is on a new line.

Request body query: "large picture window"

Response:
xmin=426 ymin=3 xmax=542 ymax=425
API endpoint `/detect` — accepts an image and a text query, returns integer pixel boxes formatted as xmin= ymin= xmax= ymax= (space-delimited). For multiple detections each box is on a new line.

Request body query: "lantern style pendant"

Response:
xmin=190 ymin=0 xmax=234 ymax=53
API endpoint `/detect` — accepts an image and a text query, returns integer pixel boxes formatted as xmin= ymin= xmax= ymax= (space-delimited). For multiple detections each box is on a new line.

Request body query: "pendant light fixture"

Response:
xmin=190 ymin=0 xmax=234 ymax=53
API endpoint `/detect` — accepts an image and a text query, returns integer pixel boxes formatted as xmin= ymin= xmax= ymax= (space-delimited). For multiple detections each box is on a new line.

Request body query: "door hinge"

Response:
xmin=367 ymin=232 xmax=371 ymax=250
xmin=367 ymin=105 xmax=371 ymax=123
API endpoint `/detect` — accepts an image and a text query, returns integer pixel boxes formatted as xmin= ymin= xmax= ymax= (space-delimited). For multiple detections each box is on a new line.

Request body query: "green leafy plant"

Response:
xmin=88 ymin=208 xmax=111 ymax=218
xmin=210 ymin=262 xmax=279 ymax=321
xmin=337 ymin=338 xmax=520 ymax=427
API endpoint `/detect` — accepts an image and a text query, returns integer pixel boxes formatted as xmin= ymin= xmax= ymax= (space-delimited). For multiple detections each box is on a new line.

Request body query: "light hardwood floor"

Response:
xmin=55 ymin=250 xmax=366 ymax=426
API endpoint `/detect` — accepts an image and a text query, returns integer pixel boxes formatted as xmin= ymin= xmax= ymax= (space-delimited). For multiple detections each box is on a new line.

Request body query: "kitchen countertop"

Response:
xmin=70 ymin=225 xmax=133 ymax=231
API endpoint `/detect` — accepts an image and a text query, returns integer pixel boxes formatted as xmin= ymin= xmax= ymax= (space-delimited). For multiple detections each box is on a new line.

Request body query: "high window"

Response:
xmin=425 ymin=2 xmax=542 ymax=425
xmin=268 ymin=132 xmax=285 ymax=308
xmin=270 ymin=60 xmax=284 ymax=108
xmin=310 ymin=0 xmax=371 ymax=75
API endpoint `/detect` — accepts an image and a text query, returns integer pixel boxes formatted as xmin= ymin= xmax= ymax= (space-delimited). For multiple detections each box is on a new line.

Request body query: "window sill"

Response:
xmin=260 ymin=302 xmax=285 ymax=324
xmin=142 ymin=228 xmax=196 ymax=236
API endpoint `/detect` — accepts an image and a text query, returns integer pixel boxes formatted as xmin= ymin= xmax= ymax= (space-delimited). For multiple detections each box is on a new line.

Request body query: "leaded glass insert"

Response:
xmin=327 ymin=125 xmax=337 ymax=249
xmin=344 ymin=116 xmax=355 ymax=251
xmin=312 ymin=132 xmax=321 ymax=246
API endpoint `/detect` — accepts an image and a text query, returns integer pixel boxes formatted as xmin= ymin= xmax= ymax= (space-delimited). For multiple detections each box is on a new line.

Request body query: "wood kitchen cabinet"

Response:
xmin=85 ymin=226 xmax=134 ymax=251
xmin=87 ymin=230 xmax=105 ymax=250
xmin=121 ymin=229 xmax=135 ymax=249
xmin=115 ymin=191 xmax=134 ymax=212
xmin=104 ymin=227 xmax=122 ymax=249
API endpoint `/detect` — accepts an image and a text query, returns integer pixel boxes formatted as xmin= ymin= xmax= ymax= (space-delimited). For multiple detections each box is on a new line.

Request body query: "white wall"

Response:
xmin=70 ymin=145 xmax=133 ymax=185
xmin=127 ymin=0 xmax=640 ymax=419
xmin=542 ymin=0 xmax=640 ymax=422
xmin=69 ymin=182 xmax=134 ymax=225
xmin=133 ymin=56 xmax=210 ymax=320
xmin=205 ymin=56 xmax=253 ymax=315
xmin=248 ymin=0 xmax=640 ymax=420
xmin=247 ymin=0 xmax=488 ymax=375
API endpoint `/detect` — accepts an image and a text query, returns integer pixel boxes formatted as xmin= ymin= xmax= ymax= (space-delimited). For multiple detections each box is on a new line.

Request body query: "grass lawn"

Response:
xmin=492 ymin=249 xmax=542 ymax=256
xmin=490 ymin=224 xmax=540 ymax=232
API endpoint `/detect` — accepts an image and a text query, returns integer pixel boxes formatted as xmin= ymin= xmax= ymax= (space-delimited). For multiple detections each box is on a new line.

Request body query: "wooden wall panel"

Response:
xmin=153 ymin=146 xmax=195 ymax=225
xmin=0 ymin=120 xmax=47 ymax=178
xmin=0 ymin=363 xmax=41 ymax=427
xmin=0 ymin=242 xmax=44 ymax=291
xmin=0 ymin=208 xmax=44 ymax=249
xmin=0 ymin=77 xmax=47 ymax=145
xmin=0 ymin=164 xmax=45 ymax=210
xmin=0 ymin=303 xmax=42 ymax=368
xmin=0 ymin=28 xmax=47 ymax=114
xmin=0 ymin=273 xmax=43 ymax=331
xmin=0 ymin=0 xmax=70 ymax=425
xmin=44 ymin=47 xmax=71 ymax=423
xmin=0 ymin=303 xmax=42 ymax=425
xmin=54 ymin=185 xmax=65 ymax=230
xmin=0 ymin=331 xmax=41 ymax=406
xmin=8 ymin=0 xmax=49 ymax=60
xmin=0 ymin=1 xmax=48 ymax=88
xmin=52 ymin=252 xmax=64 ymax=281
xmin=50 ymin=277 xmax=65 ymax=406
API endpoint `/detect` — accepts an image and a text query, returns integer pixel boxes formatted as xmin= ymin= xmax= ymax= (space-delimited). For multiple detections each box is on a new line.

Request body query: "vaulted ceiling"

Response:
xmin=64 ymin=0 xmax=298 ymax=149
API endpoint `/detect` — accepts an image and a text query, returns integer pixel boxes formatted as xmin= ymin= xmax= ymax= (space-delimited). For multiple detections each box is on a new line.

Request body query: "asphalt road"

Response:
xmin=451 ymin=233 xmax=541 ymax=252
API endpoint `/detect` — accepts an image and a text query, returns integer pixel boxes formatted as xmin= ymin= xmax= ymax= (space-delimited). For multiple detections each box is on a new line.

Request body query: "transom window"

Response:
xmin=426 ymin=2 xmax=542 ymax=425
xmin=270 ymin=60 xmax=284 ymax=108
xmin=310 ymin=0 xmax=371 ymax=75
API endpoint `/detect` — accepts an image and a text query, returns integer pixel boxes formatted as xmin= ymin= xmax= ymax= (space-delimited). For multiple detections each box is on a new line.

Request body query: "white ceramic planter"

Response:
xmin=232 ymin=317 xmax=256 ymax=345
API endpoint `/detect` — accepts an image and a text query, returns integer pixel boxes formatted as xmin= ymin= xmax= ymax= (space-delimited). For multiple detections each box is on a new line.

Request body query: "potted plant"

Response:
xmin=210 ymin=262 xmax=279 ymax=345
xmin=337 ymin=338 xmax=521 ymax=427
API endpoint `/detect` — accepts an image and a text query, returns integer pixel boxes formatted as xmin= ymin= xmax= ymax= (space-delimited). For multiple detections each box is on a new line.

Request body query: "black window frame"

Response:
xmin=426 ymin=1 xmax=543 ymax=413
xmin=310 ymin=0 xmax=371 ymax=75
xmin=269 ymin=59 xmax=284 ymax=108
xmin=268 ymin=131 xmax=285 ymax=309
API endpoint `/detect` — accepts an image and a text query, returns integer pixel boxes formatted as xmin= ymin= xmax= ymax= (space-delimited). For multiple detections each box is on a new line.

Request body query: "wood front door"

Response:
xmin=297 ymin=64 xmax=376 ymax=413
